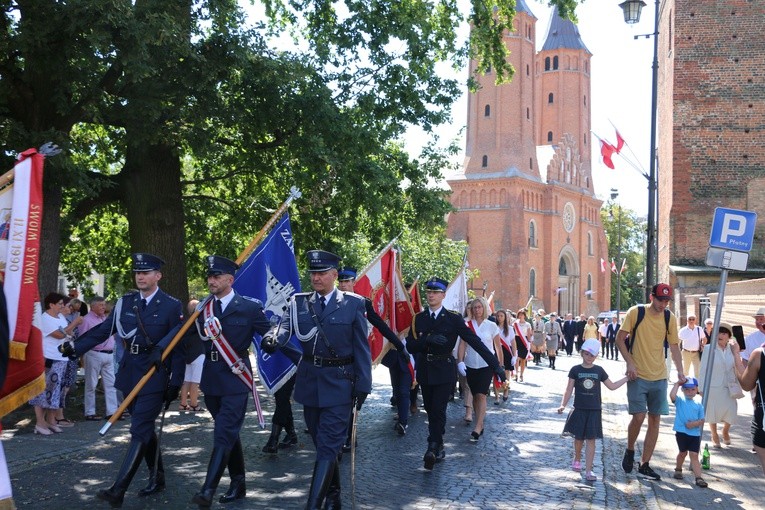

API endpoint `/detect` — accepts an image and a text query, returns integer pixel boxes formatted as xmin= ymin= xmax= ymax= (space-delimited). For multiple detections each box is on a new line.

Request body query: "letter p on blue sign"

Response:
xmin=709 ymin=208 xmax=757 ymax=252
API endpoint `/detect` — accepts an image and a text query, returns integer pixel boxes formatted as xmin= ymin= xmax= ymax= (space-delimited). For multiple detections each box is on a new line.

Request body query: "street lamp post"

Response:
xmin=610 ymin=189 xmax=623 ymax=316
xmin=619 ymin=0 xmax=659 ymax=301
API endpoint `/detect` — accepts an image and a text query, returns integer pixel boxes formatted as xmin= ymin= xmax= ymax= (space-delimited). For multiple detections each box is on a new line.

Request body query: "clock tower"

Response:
xmin=447 ymin=5 xmax=609 ymax=315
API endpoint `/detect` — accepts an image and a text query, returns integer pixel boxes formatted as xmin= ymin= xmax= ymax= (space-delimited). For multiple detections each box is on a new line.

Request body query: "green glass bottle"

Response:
xmin=701 ymin=443 xmax=710 ymax=470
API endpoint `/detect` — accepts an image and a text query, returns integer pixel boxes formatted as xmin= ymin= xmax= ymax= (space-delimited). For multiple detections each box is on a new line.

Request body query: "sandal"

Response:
xmin=585 ymin=471 xmax=597 ymax=482
xmin=189 ymin=405 xmax=204 ymax=412
xmin=695 ymin=477 xmax=708 ymax=488
xmin=55 ymin=418 xmax=75 ymax=427
xmin=673 ymin=468 xmax=683 ymax=480
xmin=178 ymin=404 xmax=190 ymax=411
xmin=84 ymin=415 xmax=103 ymax=421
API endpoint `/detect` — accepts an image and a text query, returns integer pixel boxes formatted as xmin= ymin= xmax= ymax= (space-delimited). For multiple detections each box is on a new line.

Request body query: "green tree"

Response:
xmin=1 ymin=0 xmax=582 ymax=302
xmin=601 ymin=201 xmax=646 ymax=310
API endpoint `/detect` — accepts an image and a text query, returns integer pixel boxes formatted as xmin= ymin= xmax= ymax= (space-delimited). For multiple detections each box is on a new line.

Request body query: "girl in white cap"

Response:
xmin=558 ymin=338 xmax=628 ymax=481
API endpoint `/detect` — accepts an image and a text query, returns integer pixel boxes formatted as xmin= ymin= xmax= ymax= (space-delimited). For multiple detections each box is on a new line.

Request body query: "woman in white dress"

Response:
xmin=699 ymin=323 xmax=741 ymax=447
xmin=457 ymin=297 xmax=503 ymax=441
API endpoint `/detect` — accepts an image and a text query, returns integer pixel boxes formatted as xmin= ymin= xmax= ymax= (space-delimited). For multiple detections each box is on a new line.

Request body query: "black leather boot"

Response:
xmin=423 ymin=441 xmax=439 ymax=470
xmin=219 ymin=439 xmax=246 ymax=504
xmin=305 ymin=460 xmax=335 ymax=510
xmin=262 ymin=423 xmax=282 ymax=454
xmin=279 ymin=422 xmax=298 ymax=448
xmin=138 ymin=433 xmax=165 ymax=497
xmin=96 ymin=439 xmax=146 ymax=507
xmin=323 ymin=461 xmax=341 ymax=510
xmin=191 ymin=447 xmax=230 ymax=508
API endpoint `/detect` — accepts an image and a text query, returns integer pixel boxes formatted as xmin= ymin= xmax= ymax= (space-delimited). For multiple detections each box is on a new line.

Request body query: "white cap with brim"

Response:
xmin=581 ymin=339 xmax=601 ymax=357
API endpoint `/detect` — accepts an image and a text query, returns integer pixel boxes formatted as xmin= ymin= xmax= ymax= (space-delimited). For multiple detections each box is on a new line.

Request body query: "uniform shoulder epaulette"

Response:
xmin=241 ymin=295 xmax=264 ymax=307
xmin=446 ymin=309 xmax=462 ymax=316
xmin=340 ymin=291 xmax=365 ymax=300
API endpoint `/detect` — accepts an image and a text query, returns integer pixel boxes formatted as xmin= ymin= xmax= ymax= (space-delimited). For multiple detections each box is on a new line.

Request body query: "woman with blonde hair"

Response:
xmin=458 ymin=297 xmax=503 ymax=440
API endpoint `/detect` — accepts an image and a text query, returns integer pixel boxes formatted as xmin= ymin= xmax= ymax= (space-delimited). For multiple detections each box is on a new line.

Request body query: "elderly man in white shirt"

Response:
xmin=743 ymin=307 xmax=765 ymax=366
xmin=678 ymin=314 xmax=705 ymax=378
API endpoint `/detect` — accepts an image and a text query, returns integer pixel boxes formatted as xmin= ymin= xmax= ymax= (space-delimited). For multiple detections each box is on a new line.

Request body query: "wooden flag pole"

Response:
xmin=99 ymin=187 xmax=302 ymax=436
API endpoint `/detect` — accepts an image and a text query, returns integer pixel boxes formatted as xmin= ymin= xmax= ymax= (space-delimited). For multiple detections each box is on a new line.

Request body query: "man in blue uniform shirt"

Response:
xmin=262 ymin=250 xmax=371 ymax=510
xmin=406 ymin=278 xmax=505 ymax=470
xmin=191 ymin=255 xmax=271 ymax=507
xmin=63 ymin=253 xmax=185 ymax=507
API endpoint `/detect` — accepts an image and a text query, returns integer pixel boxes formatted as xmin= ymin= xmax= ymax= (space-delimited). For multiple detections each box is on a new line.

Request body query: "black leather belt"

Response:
xmin=425 ymin=353 xmax=452 ymax=362
xmin=94 ymin=350 xmax=113 ymax=354
xmin=683 ymin=349 xmax=700 ymax=352
xmin=129 ymin=344 xmax=153 ymax=354
xmin=302 ymin=354 xmax=353 ymax=367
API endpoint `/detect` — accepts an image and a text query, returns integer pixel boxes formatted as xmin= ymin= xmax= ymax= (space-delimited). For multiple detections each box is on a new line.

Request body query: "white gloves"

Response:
xmin=457 ymin=361 xmax=467 ymax=376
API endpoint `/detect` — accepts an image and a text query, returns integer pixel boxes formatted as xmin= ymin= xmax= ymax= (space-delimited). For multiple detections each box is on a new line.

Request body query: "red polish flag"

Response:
xmin=611 ymin=259 xmax=617 ymax=274
xmin=615 ymin=130 xmax=625 ymax=154
xmin=408 ymin=279 xmax=422 ymax=314
xmin=620 ymin=258 xmax=627 ymax=274
xmin=600 ymin=258 xmax=607 ymax=273
xmin=600 ymin=140 xmax=617 ymax=169
xmin=0 ymin=148 xmax=45 ymax=420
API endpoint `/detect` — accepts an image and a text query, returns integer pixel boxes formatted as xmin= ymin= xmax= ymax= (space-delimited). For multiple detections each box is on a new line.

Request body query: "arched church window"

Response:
xmin=545 ymin=57 xmax=550 ymax=71
xmin=553 ymin=56 xmax=559 ymax=70
xmin=482 ymin=155 xmax=488 ymax=168
xmin=587 ymin=232 xmax=593 ymax=255
xmin=548 ymin=93 xmax=554 ymax=104
xmin=587 ymin=274 xmax=593 ymax=298
xmin=529 ymin=221 xmax=537 ymax=248
xmin=559 ymin=258 xmax=568 ymax=276
xmin=484 ymin=104 xmax=491 ymax=117
xmin=529 ymin=269 xmax=536 ymax=298
xmin=547 ymin=131 xmax=553 ymax=143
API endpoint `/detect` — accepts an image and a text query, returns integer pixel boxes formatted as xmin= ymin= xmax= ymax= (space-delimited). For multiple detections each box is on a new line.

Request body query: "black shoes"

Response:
xmin=638 ymin=462 xmax=661 ymax=481
xmin=395 ymin=422 xmax=407 ymax=436
xmin=622 ymin=449 xmax=635 ymax=473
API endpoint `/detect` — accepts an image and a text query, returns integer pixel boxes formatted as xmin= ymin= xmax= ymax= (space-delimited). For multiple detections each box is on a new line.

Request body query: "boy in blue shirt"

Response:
xmin=670 ymin=377 xmax=708 ymax=487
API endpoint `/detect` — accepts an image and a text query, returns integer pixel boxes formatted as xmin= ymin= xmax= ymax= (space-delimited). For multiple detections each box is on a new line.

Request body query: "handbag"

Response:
xmin=727 ymin=366 xmax=745 ymax=399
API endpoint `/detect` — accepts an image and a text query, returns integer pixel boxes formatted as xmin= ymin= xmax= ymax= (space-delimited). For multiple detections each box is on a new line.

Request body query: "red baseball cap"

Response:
xmin=652 ymin=283 xmax=673 ymax=300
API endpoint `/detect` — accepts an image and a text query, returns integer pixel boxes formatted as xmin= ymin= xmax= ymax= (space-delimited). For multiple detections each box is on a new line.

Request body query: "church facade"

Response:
xmin=447 ymin=2 xmax=610 ymax=315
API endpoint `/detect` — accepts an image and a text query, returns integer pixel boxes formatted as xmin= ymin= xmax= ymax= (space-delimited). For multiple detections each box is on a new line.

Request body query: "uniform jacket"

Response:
xmin=563 ymin=319 xmax=577 ymax=341
xmin=544 ymin=320 xmax=563 ymax=338
xmin=406 ymin=308 xmax=499 ymax=386
xmin=197 ymin=292 xmax=271 ymax=396
xmin=276 ymin=290 xmax=371 ymax=407
xmin=76 ymin=289 xmax=184 ymax=395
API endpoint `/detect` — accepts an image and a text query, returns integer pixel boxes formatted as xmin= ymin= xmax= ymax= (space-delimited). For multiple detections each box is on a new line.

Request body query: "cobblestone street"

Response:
xmin=3 ymin=354 xmax=763 ymax=509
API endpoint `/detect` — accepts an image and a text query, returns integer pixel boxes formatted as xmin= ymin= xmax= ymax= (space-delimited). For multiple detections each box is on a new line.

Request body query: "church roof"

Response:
xmin=541 ymin=6 xmax=591 ymax=54
xmin=515 ymin=0 xmax=536 ymax=19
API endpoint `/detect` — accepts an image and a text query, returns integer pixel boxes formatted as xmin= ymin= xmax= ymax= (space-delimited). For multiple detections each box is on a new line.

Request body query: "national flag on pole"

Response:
xmin=620 ymin=258 xmax=627 ymax=274
xmin=600 ymin=140 xmax=617 ymax=169
xmin=611 ymin=259 xmax=617 ymax=274
xmin=443 ymin=261 xmax=468 ymax=317
xmin=354 ymin=242 xmax=414 ymax=364
xmin=486 ymin=291 xmax=495 ymax=314
xmin=0 ymin=148 xmax=45 ymax=418
xmin=600 ymin=258 xmax=607 ymax=273
xmin=233 ymin=213 xmax=302 ymax=395
xmin=615 ymin=129 xmax=625 ymax=153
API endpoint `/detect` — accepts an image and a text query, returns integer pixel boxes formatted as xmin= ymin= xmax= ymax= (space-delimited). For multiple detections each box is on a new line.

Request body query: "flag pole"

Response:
xmin=99 ymin=186 xmax=302 ymax=436
xmin=356 ymin=236 xmax=399 ymax=278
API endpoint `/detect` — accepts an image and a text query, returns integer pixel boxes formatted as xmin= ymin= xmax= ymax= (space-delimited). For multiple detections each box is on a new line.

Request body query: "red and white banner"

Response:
xmin=354 ymin=243 xmax=414 ymax=363
xmin=409 ymin=278 xmax=422 ymax=314
xmin=0 ymin=148 xmax=45 ymax=418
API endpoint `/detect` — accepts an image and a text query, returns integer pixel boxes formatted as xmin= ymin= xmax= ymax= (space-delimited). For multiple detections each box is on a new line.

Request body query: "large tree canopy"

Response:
xmin=0 ymin=0 xmax=579 ymax=301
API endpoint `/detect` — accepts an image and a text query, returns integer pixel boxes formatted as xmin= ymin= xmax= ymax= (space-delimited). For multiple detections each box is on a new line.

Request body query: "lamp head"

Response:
xmin=619 ymin=0 xmax=646 ymax=24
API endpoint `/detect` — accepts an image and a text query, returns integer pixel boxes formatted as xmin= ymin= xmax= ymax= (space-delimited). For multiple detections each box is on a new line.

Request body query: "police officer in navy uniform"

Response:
xmin=336 ymin=267 xmax=411 ymax=439
xmin=406 ymin=277 xmax=506 ymax=470
xmin=262 ymin=250 xmax=371 ymax=510
xmin=63 ymin=253 xmax=185 ymax=506
xmin=191 ymin=255 xmax=271 ymax=507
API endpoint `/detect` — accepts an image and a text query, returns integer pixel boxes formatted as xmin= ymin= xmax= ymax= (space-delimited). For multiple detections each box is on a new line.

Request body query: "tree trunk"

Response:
xmin=39 ymin=170 xmax=63 ymax=296
xmin=122 ymin=141 xmax=189 ymax=305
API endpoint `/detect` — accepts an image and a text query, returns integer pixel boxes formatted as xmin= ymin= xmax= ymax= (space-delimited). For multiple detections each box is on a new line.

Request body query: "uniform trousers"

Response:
xmin=128 ymin=392 xmax=164 ymax=443
xmin=389 ymin=364 xmax=413 ymax=425
xmin=272 ymin=374 xmax=297 ymax=426
xmin=303 ymin=404 xmax=352 ymax=461
xmin=421 ymin=382 xmax=452 ymax=445
xmin=564 ymin=337 xmax=575 ymax=356
xmin=83 ymin=350 xmax=118 ymax=416
xmin=205 ymin=392 xmax=249 ymax=451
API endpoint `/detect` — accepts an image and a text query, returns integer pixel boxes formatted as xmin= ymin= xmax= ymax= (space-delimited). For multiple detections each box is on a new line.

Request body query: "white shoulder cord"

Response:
xmin=290 ymin=295 xmax=318 ymax=342
xmin=114 ymin=297 xmax=137 ymax=340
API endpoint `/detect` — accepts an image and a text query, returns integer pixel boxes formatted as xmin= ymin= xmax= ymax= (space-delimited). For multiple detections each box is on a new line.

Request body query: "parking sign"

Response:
xmin=709 ymin=207 xmax=757 ymax=252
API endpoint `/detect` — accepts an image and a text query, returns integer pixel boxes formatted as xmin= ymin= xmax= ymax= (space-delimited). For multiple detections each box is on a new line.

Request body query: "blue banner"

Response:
xmin=233 ymin=214 xmax=302 ymax=394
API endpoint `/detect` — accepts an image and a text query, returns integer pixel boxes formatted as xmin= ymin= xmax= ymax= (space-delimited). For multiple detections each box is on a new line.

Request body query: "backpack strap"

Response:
xmin=628 ymin=305 xmax=670 ymax=354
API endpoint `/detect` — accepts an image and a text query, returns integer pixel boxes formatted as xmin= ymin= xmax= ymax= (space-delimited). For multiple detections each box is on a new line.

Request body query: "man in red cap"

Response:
xmin=615 ymin=283 xmax=685 ymax=481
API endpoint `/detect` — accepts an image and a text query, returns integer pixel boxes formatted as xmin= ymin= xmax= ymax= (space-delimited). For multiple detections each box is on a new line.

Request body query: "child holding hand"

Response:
xmin=670 ymin=377 xmax=708 ymax=488
xmin=558 ymin=339 xmax=628 ymax=481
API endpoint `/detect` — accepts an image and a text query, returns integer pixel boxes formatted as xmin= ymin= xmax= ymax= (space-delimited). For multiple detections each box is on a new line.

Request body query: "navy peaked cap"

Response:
xmin=206 ymin=255 xmax=239 ymax=276
xmin=132 ymin=253 xmax=165 ymax=272
xmin=307 ymin=250 xmax=341 ymax=272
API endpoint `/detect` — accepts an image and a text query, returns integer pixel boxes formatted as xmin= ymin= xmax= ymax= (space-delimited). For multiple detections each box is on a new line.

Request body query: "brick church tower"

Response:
xmin=447 ymin=3 xmax=609 ymax=315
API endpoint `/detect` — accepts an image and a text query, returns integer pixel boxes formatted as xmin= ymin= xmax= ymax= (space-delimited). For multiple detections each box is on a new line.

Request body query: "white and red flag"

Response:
xmin=0 ymin=148 xmax=45 ymax=418
xmin=600 ymin=258 xmax=607 ymax=273
xmin=611 ymin=259 xmax=617 ymax=274
xmin=620 ymin=258 xmax=627 ymax=274
xmin=615 ymin=129 xmax=625 ymax=153
xmin=354 ymin=242 xmax=414 ymax=364
xmin=409 ymin=278 xmax=423 ymax=314
xmin=600 ymin=139 xmax=617 ymax=169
